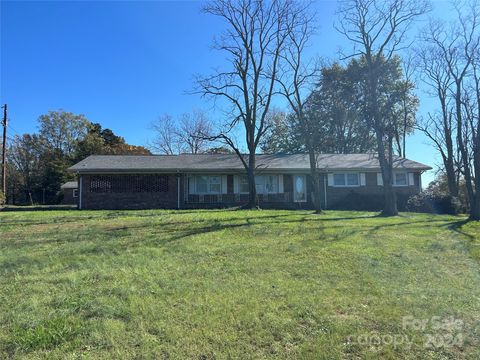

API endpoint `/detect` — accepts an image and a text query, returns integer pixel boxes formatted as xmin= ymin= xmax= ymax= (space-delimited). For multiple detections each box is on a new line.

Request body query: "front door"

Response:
xmin=293 ymin=175 xmax=306 ymax=202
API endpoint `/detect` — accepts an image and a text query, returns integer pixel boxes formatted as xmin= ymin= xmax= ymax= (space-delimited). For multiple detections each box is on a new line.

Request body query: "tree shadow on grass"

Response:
xmin=315 ymin=215 xmax=377 ymax=222
xmin=4 ymin=212 xmax=470 ymax=270
xmin=5 ymin=212 xmax=456 ymax=252
xmin=3 ymin=213 xmax=297 ymax=251
xmin=0 ymin=211 xmax=169 ymax=227
xmin=359 ymin=217 xmax=458 ymax=242
xmin=0 ymin=208 xmax=288 ymax=227
xmin=4 ymin=212 xmax=468 ymax=281
xmin=443 ymin=219 xmax=475 ymax=241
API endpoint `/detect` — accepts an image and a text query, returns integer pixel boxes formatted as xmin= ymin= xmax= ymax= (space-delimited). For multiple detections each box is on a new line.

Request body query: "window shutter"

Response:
xmin=233 ymin=175 xmax=239 ymax=194
xmin=222 ymin=175 xmax=228 ymax=194
xmin=377 ymin=173 xmax=383 ymax=186
xmin=360 ymin=173 xmax=366 ymax=186
xmin=408 ymin=172 xmax=414 ymax=186
xmin=328 ymin=173 xmax=334 ymax=186
xmin=278 ymin=174 xmax=284 ymax=193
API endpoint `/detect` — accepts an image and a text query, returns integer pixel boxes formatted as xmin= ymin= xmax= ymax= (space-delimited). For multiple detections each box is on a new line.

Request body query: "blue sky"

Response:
xmin=1 ymin=0 xmax=454 ymax=185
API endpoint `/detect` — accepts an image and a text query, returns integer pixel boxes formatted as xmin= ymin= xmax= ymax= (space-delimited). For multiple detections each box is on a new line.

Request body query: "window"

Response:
xmin=394 ymin=173 xmax=407 ymax=186
xmin=255 ymin=176 xmax=265 ymax=194
xmin=333 ymin=173 xmax=360 ymax=187
xmin=239 ymin=175 xmax=279 ymax=194
xmin=195 ymin=175 xmax=222 ymax=194
xmin=196 ymin=176 xmax=208 ymax=193
xmin=209 ymin=176 xmax=221 ymax=194
xmin=239 ymin=175 xmax=249 ymax=193
xmin=346 ymin=173 xmax=359 ymax=186
xmin=333 ymin=174 xmax=345 ymax=186
xmin=265 ymin=175 xmax=278 ymax=193
xmin=73 ymin=189 xmax=78 ymax=198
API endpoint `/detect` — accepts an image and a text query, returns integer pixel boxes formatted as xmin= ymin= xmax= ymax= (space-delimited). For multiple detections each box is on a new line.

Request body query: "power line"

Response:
xmin=7 ymin=123 xmax=20 ymax=137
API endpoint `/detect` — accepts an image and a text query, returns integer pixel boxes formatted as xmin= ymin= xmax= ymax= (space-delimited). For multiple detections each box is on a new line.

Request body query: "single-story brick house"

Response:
xmin=68 ymin=153 xmax=431 ymax=210
xmin=60 ymin=181 xmax=79 ymax=205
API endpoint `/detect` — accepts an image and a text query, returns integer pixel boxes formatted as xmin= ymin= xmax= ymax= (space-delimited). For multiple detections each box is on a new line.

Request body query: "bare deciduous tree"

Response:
xmin=418 ymin=1 xmax=480 ymax=219
xmin=178 ymin=110 xmax=213 ymax=154
xmin=395 ymin=53 xmax=418 ymax=158
xmin=151 ymin=114 xmax=178 ymax=155
xmin=336 ymin=0 xmax=430 ymax=216
xmin=416 ymin=32 xmax=459 ymax=197
xmin=196 ymin=0 xmax=307 ymax=208
xmin=276 ymin=2 xmax=322 ymax=212
xmin=452 ymin=3 xmax=480 ymax=220
xmin=151 ymin=110 xmax=213 ymax=155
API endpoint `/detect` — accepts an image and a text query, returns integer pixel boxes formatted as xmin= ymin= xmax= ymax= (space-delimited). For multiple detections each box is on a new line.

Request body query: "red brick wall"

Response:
xmin=80 ymin=174 xmax=181 ymax=210
xmin=61 ymin=189 xmax=78 ymax=205
xmin=325 ymin=171 xmax=420 ymax=210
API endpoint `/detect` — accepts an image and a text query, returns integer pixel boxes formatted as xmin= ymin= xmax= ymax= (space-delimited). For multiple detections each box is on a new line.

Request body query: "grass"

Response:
xmin=0 ymin=209 xmax=479 ymax=359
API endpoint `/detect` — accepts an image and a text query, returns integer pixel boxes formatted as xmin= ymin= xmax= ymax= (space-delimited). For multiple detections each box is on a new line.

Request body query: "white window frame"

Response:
xmin=73 ymin=189 xmax=79 ymax=198
xmin=393 ymin=172 xmax=408 ymax=187
xmin=331 ymin=172 xmax=361 ymax=187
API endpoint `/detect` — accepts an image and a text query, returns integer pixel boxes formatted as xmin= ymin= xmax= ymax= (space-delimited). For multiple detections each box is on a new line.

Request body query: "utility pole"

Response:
xmin=1 ymin=104 xmax=7 ymax=197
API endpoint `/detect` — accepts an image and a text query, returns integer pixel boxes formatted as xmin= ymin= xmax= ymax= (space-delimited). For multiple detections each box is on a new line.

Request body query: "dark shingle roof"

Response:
xmin=69 ymin=154 xmax=431 ymax=173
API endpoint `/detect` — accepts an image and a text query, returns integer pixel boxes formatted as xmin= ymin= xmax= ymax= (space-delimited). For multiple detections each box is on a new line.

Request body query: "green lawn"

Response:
xmin=0 ymin=209 xmax=479 ymax=359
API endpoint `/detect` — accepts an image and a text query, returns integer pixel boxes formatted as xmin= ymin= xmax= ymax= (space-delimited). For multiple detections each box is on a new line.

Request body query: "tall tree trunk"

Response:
xmin=444 ymin=112 xmax=459 ymax=197
xmin=377 ymin=132 xmax=398 ymax=216
xmin=369 ymin=62 xmax=398 ymax=217
xmin=246 ymin=152 xmax=257 ymax=209
xmin=470 ymin=66 xmax=480 ymax=220
xmin=382 ymin=182 xmax=398 ymax=216
xmin=445 ymin=158 xmax=459 ymax=197
xmin=469 ymin=144 xmax=480 ymax=220
xmin=308 ymin=147 xmax=322 ymax=214
xmin=471 ymin=194 xmax=480 ymax=220
xmin=455 ymin=83 xmax=476 ymax=219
